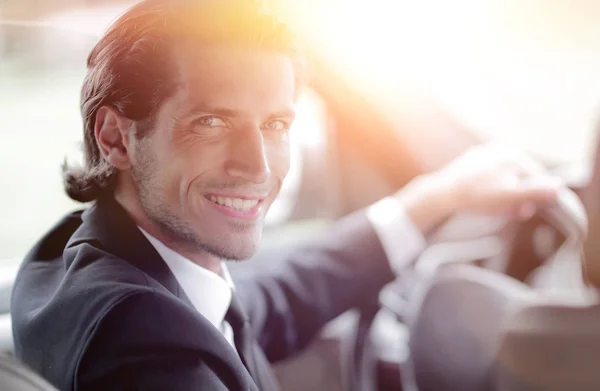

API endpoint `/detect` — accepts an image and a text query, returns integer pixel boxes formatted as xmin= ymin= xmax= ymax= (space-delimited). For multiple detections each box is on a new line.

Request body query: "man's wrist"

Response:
xmin=396 ymin=173 xmax=458 ymax=237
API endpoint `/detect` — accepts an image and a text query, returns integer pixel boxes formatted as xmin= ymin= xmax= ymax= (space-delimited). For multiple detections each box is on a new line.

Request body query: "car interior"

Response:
xmin=3 ymin=0 xmax=600 ymax=390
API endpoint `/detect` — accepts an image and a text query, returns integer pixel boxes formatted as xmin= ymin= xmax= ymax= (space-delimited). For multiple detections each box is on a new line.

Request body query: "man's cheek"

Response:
xmin=171 ymin=153 xmax=212 ymax=188
xmin=266 ymin=143 xmax=291 ymax=180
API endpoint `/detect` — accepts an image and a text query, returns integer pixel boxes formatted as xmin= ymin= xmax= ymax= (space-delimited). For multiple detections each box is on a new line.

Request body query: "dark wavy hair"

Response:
xmin=63 ymin=0 xmax=304 ymax=202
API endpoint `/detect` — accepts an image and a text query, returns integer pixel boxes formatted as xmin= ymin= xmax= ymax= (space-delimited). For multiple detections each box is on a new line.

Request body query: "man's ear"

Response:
xmin=95 ymin=106 xmax=135 ymax=170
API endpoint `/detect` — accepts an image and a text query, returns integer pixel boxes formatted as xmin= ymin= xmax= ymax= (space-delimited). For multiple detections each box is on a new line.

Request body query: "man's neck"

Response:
xmin=113 ymin=189 xmax=222 ymax=275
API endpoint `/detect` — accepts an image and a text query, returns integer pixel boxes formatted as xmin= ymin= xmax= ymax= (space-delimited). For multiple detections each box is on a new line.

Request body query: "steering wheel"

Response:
xmin=347 ymin=187 xmax=588 ymax=391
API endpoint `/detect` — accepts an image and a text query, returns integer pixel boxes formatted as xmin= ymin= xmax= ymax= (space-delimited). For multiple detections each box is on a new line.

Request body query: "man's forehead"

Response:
xmin=170 ymin=44 xmax=297 ymax=114
xmin=173 ymin=44 xmax=293 ymax=86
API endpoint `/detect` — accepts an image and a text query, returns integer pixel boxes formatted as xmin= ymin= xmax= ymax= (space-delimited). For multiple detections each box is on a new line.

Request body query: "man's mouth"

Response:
xmin=206 ymin=195 xmax=260 ymax=212
xmin=204 ymin=194 xmax=265 ymax=220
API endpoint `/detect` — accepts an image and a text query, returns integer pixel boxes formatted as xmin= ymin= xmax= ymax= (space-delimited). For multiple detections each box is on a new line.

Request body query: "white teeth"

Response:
xmin=242 ymin=199 xmax=256 ymax=209
xmin=233 ymin=198 xmax=243 ymax=209
xmin=207 ymin=196 xmax=259 ymax=211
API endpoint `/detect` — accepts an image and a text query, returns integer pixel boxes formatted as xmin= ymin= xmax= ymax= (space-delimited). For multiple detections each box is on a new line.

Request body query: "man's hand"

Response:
xmin=399 ymin=143 xmax=564 ymax=236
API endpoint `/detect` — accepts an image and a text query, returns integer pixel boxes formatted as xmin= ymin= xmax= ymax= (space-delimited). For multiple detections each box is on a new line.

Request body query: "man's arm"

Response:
xmin=235 ymin=210 xmax=393 ymax=362
xmin=237 ymin=144 xmax=565 ymax=362
xmin=76 ymin=292 xmax=255 ymax=391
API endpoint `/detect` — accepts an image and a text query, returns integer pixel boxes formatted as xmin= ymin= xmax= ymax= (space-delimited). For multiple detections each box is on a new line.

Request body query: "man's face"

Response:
xmin=130 ymin=45 xmax=295 ymax=260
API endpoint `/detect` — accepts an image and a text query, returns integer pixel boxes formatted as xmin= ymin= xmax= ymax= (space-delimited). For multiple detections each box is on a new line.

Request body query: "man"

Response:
xmin=11 ymin=1 xmax=564 ymax=390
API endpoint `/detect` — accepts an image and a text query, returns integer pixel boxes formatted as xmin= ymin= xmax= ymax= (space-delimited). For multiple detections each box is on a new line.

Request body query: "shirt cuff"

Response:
xmin=366 ymin=196 xmax=426 ymax=275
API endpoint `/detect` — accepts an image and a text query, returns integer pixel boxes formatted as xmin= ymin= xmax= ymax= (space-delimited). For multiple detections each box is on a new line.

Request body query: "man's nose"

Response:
xmin=225 ymin=128 xmax=271 ymax=184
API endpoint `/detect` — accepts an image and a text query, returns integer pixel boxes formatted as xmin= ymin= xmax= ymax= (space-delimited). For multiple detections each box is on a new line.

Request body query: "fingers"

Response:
xmin=489 ymin=143 xmax=564 ymax=203
xmin=467 ymin=143 xmax=547 ymax=181
xmin=481 ymin=173 xmax=564 ymax=219
xmin=514 ymin=154 xmax=547 ymax=178
xmin=448 ymin=142 xmax=567 ymax=217
xmin=517 ymin=202 xmax=538 ymax=220
xmin=493 ymin=177 xmax=563 ymax=212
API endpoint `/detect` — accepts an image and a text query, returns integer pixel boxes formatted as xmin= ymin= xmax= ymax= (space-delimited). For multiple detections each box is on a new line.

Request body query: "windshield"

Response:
xmin=280 ymin=0 xmax=600 ymax=170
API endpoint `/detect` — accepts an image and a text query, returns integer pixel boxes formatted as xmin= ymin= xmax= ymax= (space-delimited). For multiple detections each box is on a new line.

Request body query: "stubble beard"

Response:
xmin=131 ymin=148 xmax=260 ymax=261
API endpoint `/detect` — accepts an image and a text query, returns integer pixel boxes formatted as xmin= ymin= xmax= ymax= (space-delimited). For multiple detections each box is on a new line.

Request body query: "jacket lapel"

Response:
xmin=66 ymin=196 xmax=192 ymax=305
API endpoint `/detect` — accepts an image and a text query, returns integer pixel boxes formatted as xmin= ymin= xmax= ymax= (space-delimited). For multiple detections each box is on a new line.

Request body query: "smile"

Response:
xmin=206 ymin=195 xmax=259 ymax=211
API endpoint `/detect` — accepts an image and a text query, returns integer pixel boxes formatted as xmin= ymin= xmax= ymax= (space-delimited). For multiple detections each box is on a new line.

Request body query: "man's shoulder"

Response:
xmin=11 ymin=234 xmax=167 ymax=349
xmin=11 ymin=236 xmax=218 ymax=390
xmin=12 ymin=200 xmax=185 ymax=325
xmin=12 ymin=233 xmax=162 ymax=320
xmin=10 ymin=201 xmax=247 ymax=389
xmin=10 ymin=206 xmax=187 ymax=388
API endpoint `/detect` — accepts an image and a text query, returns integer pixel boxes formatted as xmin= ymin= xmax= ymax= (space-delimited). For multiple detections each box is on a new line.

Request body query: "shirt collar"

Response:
xmin=138 ymin=227 xmax=233 ymax=331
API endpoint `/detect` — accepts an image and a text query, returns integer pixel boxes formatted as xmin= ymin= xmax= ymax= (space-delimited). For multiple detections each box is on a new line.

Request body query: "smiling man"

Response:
xmin=109 ymin=43 xmax=297 ymax=273
xmin=10 ymin=1 xmax=565 ymax=390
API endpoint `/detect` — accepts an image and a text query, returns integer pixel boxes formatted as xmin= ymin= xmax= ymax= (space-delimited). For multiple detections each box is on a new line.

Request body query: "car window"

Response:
xmin=280 ymin=0 xmax=600 ymax=183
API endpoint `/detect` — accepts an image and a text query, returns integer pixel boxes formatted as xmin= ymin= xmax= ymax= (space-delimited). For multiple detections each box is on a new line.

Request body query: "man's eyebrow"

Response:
xmin=268 ymin=108 xmax=296 ymax=120
xmin=187 ymin=102 xmax=296 ymax=120
xmin=187 ymin=103 xmax=241 ymax=118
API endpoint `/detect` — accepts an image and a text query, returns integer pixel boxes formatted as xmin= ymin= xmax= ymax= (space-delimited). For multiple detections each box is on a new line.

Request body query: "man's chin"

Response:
xmin=199 ymin=231 xmax=262 ymax=261
xmin=207 ymin=245 xmax=259 ymax=262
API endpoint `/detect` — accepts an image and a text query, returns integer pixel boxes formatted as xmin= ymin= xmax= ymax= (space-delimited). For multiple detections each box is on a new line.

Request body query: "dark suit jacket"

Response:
xmin=11 ymin=196 xmax=394 ymax=390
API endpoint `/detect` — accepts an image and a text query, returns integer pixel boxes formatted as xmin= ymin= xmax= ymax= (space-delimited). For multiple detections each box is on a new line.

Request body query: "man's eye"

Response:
xmin=196 ymin=116 xmax=226 ymax=127
xmin=263 ymin=120 xmax=290 ymax=132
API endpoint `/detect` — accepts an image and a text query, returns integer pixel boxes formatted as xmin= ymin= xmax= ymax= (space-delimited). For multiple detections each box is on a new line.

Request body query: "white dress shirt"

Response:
xmin=139 ymin=227 xmax=238 ymax=347
xmin=366 ymin=196 xmax=427 ymax=274
xmin=139 ymin=196 xmax=425 ymax=340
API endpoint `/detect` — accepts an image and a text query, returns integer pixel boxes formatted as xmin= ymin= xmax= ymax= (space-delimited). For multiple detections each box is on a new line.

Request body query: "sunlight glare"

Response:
xmin=281 ymin=0 xmax=600 ymax=169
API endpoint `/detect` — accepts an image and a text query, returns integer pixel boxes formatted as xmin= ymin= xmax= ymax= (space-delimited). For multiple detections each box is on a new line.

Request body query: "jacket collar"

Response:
xmin=66 ymin=196 xmax=190 ymax=302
